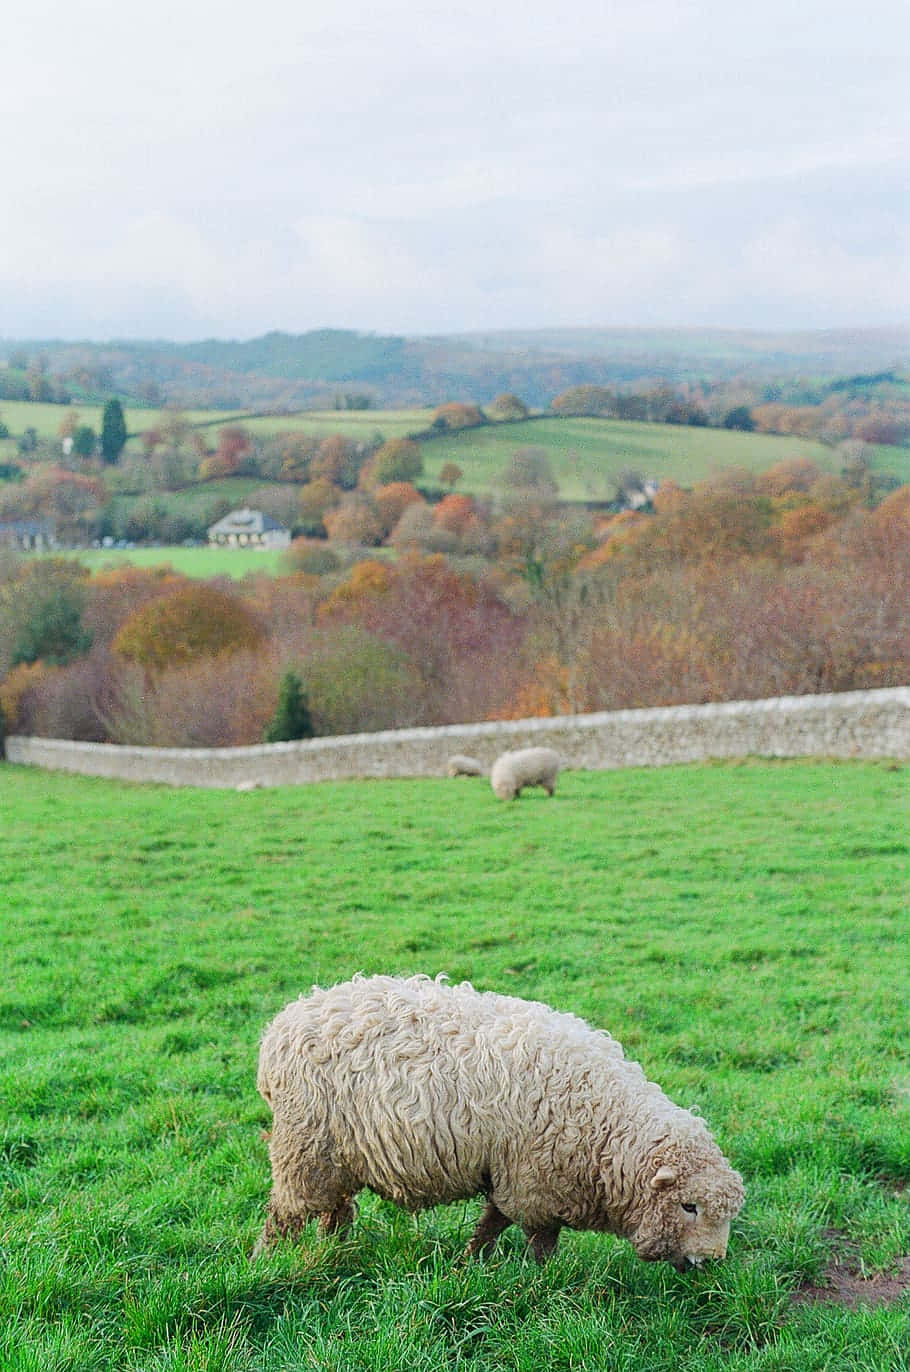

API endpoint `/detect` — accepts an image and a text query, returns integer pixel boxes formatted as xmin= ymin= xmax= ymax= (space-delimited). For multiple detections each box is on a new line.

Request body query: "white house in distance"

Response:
xmin=207 ymin=508 xmax=291 ymax=549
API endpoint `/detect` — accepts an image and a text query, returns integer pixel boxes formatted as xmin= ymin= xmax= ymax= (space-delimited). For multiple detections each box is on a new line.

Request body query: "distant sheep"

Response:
xmin=253 ymin=974 xmax=744 ymax=1267
xmin=446 ymin=754 xmax=485 ymax=777
xmin=490 ymin=746 xmax=560 ymax=800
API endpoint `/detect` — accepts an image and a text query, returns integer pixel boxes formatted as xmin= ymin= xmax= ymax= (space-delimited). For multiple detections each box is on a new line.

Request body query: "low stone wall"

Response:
xmin=5 ymin=688 xmax=907 ymax=788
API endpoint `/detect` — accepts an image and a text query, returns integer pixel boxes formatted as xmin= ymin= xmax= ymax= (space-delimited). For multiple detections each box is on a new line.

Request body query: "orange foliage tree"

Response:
xmin=112 ymin=584 xmax=265 ymax=671
xmin=198 ymin=426 xmax=252 ymax=479
xmin=430 ymin=403 xmax=485 ymax=431
xmin=373 ymin=482 xmax=424 ymax=537
xmin=322 ymin=495 xmax=383 ymax=546
xmin=360 ymin=438 xmax=423 ymax=487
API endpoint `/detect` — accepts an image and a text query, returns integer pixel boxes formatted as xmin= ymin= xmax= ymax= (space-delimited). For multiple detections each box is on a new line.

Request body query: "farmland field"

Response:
xmin=2 ymin=399 xmax=907 ymax=500
xmin=67 ymin=544 xmax=288 ymax=579
xmin=419 ymin=416 xmax=910 ymax=498
xmin=1 ymin=759 xmax=908 ymax=1370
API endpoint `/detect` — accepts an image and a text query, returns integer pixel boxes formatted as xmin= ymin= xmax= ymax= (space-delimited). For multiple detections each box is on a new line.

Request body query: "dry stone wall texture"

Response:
xmin=6 ymin=689 xmax=908 ymax=789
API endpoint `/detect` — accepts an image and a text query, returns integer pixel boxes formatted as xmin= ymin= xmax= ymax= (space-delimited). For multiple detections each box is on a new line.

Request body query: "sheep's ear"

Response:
xmin=651 ymin=1166 xmax=677 ymax=1190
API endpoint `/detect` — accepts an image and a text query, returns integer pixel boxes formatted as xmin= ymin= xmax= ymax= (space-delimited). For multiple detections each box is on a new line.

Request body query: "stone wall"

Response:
xmin=5 ymin=688 xmax=907 ymax=788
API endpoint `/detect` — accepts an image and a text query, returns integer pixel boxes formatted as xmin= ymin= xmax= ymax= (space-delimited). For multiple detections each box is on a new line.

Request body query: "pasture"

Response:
xmin=68 ymin=544 xmax=288 ymax=579
xmin=1 ymin=758 xmax=908 ymax=1369
xmin=3 ymin=397 xmax=907 ymax=501
xmin=418 ymin=416 xmax=910 ymax=498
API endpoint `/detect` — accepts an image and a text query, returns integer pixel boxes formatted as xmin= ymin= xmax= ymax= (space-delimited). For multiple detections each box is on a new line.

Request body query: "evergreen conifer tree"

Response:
xmin=101 ymin=399 xmax=128 ymax=463
xmin=265 ymin=671 xmax=313 ymax=742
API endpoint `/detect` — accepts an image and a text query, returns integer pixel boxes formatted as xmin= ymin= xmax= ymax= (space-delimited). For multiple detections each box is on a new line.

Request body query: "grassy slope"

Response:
xmin=1 ymin=760 xmax=908 ymax=1371
xmin=419 ymin=417 xmax=910 ymax=498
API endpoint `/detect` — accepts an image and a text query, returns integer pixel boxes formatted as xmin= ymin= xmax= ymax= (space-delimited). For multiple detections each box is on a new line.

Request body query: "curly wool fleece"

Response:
xmin=254 ymin=974 xmax=744 ymax=1266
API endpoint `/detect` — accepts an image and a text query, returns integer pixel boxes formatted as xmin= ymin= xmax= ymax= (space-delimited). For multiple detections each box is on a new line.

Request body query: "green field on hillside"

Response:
xmin=0 ymin=400 xmax=429 ymax=452
xmin=1 ymin=759 xmax=907 ymax=1370
xmin=420 ymin=416 xmax=910 ymax=498
xmin=2 ymin=399 xmax=907 ymax=498
xmin=0 ymin=399 xmax=251 ymax=444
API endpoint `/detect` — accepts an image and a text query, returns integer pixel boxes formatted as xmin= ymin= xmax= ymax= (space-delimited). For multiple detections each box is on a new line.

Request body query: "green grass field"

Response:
xmin=419 ymin=417 xmax=910 ymax=498
xmin=1 ymin=759 xmax=908 ymax=1370
xmin=71 ymin=544 xmax=287 ymax=579
xmin=0 ymin=401 xmax=429 ymax=454
xmin=3 ymin=398 xmax=906 ymax=499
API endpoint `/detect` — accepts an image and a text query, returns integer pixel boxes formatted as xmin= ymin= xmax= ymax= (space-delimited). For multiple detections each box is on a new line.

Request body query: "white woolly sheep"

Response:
xmin=446 ymin=754 xmax=485 ymax=777
xmin=252 ymin=974 xmax=744 ymax=1267
xmin=490 ymin=746 xmax=561 ymax=800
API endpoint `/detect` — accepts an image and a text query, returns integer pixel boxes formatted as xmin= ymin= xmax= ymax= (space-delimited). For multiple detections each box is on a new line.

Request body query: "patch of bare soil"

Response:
xmin=793 ymin=1230 xmax=910 ymax=1310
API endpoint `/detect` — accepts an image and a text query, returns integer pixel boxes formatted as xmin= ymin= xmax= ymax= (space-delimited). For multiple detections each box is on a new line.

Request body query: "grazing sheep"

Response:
xmin=490 ymin=746 xmax=561 ymax=800
xmin=446 ymin=754 xmax=485 ymax=777
xmin=253 ymin=974 xmax=744 ymax=1267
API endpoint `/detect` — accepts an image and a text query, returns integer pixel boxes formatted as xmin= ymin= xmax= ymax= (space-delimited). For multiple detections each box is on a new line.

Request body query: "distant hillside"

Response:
xmin=2 ymin=326 xmax=908 ymax=412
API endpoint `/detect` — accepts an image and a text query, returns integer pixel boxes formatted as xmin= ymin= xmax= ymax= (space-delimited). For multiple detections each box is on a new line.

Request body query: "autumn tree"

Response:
xmin=361 ymin=437 xmax=423 ymax=487
xmin=309 ymin=434 xmax=365 ymax=489
xmin=297 ymin=477 xmax=341 ymax=536
xmin=438 ymin=462 xmax=463 ymax=491
xmin=500 ymin=447 xmax=558 ymax=497
xmin=322 ymin=494 xmax=383 ymax=546
xmin=488 ymin=393 xmax=529 ymax=421
xmin=373 ymin=482 xmax=424 ymax=538
xmin=550 ymin=385 xmax=614 ymax=417
xmin=430 ymin=403 xmax=485 ymax=431
xmin=199 ymin=426 xmax=252 ymax=479
xmin=112 ymin=584 xmax=264 ymax=671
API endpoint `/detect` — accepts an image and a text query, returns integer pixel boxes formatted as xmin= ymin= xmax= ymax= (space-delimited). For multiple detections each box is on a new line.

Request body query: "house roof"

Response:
xmin=207 ymin=507 xmax=288 ymax=536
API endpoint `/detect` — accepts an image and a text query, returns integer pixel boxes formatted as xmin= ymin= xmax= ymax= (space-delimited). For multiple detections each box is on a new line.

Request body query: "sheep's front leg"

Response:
xmin=320 ymin=1195 xmax=357 ymax=1235
xmin=465 ymin=1200 xmax=513 ymax=1257
xmin=523 ymin=1223 xmax=561 ymax=1263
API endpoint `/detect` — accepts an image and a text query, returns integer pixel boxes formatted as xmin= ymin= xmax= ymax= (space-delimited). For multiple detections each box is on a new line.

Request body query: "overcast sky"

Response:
xmin=2 ymin=0 xmax=907 ymax=340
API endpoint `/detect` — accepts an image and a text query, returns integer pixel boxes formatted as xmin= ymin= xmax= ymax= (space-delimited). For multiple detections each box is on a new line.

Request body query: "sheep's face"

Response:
xmin=630 ymin=1163 xmax=744 ymax=1269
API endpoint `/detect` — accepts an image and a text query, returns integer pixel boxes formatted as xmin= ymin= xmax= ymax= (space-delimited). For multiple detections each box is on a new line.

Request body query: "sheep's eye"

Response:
xmin=681 ymin=1203 xmax=698 ymax=1215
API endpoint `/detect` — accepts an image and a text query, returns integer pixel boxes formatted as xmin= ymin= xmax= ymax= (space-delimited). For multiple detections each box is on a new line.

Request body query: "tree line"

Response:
xmin=1 ymin=458 xmax=906 ymax=750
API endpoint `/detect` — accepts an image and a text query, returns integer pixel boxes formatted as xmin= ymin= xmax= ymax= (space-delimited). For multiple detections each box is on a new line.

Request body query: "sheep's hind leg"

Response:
xmin=523 ymin=1223 xmax=561 ymax=1263
xmin=465 ymin=1200 xmax=513 ymax=1258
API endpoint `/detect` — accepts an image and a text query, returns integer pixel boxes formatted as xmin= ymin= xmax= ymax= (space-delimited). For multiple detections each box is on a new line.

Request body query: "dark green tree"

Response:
xmin=264 ymin=670 xmax=313 ymax=742
xmin=101 ymin=399 xmax=128 ymax=463
xmin=723 ymin=406 xmax=755 ymax=432
xmin=7 ymin=560 xmax=92 ymax=668
xmin=72 ymin=425 xmax=97 ymax=457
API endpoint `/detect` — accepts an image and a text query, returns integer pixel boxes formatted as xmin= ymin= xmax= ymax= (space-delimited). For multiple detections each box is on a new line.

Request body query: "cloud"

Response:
xmin=1 ymin=0 xmax=907 ymax=336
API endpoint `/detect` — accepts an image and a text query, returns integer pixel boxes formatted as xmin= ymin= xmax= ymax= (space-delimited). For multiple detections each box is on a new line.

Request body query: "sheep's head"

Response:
xmin=629 ymin=1158 xmax=745 ymax=1270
